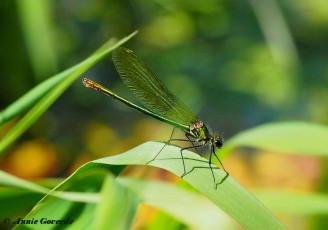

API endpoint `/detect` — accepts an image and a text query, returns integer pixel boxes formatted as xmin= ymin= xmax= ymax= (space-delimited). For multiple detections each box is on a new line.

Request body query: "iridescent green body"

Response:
xmin=83 ymin=78 xmax=189 ymax=131
xmin=83 ymin=78 xmax=218 ymax=144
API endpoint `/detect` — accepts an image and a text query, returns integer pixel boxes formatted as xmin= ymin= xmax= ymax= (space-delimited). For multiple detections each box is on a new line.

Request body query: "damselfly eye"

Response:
xmin=215 ymin=138 xmax=223 ymax=148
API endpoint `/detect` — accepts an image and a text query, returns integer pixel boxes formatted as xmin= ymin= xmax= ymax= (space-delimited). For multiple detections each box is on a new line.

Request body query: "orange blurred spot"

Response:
xmin=1 ymin=139 xmax=58 ymax=179
xmin=254 ymin=151 xmax=321 ymax=190
xmin=224 ymin=150 xmax=252 ymax=187
xmin=131 ymin=204 xmax=157 ymax=230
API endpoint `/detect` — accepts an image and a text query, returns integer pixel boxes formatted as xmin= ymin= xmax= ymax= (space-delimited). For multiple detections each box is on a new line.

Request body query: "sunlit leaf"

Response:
xmin=0 ymin=170 xmax=98 ymax=203
xmin=118 ymin=177 xmax=236 ymax=230
xmin=89 ymin=142 xmax=286 ymax=230
xmin=224 ymin=122 xmax=328 ymax=156
xmin=14 ymin=170 xmax=139 ymax=230
xmin=254 ymin=190 xmax=328 ymax=215
xmin=95 ymin=174 xmax=139 ymax=230
xmin=1 ymin=142 xmax=286 ymax=229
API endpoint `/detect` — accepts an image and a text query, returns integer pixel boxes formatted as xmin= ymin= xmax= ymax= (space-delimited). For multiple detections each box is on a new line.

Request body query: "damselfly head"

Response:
xmin=213 ymin=133 xmax=223 ymax=148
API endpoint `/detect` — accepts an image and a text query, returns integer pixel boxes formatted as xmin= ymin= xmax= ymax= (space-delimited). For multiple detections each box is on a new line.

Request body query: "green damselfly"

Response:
xmin=83 ymin=47 xmax=228 ymax=187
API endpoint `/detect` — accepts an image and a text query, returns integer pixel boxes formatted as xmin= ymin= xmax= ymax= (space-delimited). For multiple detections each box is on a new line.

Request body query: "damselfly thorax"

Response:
xmin=188 ymin=121 xmax=223 ymax=148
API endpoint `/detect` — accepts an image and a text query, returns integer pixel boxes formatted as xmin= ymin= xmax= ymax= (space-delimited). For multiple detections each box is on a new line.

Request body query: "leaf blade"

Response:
xmin=0 ymin=31 xmax=138 ymax=154
xmin=92 ymin=141 xmax=286 ymax=230
xmin=224 ymin=122 xmax=328 ymax=156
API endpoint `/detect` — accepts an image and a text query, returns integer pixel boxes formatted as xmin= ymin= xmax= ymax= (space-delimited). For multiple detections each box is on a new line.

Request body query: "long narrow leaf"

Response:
xmin=254 ymin=190 xmax=328 ymax=215
xmin=95 ymin=174 xmax=139 ymax=230
xmin=118 ymin=177 xmax=236 ymax=230
xmin=89 ymin=141 xmax=286 ymax=230
xmin=0 ymin=31 xmax=138 ymax=154
xmin=15 ymin=170 xmax=138 ymax=230
xmin=223 ymin=122 xmax=328 ymax=157
xmin=1 ymin=142 xmax=286 ymax=229
xmin=16 ymin=0 xmax=58 ymax=79
xmin=0 ymin=170 xmax=99 ymax=203
xmin=14 ymin=170 xmax=108 ymax=230
xmin=0 ymin=38 xmax=117 ymax=126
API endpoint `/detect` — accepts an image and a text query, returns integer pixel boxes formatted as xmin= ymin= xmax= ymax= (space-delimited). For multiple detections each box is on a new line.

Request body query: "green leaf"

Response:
xmin=0 ymin=189 xmax=43 ymax=219
xmin=0 ymin=170 xmax=99 ymax=203
xmin=1 ymin=142 xmax=285 ymax=229
xmin=224 ymin=122 xmax=328 ymax=157
xmin=0 ymin=31 xmax=138 ymax=154
xmin=118 ymin=177 xmax=236 ymax=230
xmin=16 ymin=0 xmax=58 ymax=79
xmin=0 ymin=73 xmax=65 ymax=126
xmin=146 ymin=211 xmax=184 ymax=230
xmin=88 ymin=141 xmax=286 ymax=230
xmin=254 ymin=190 xmax=328 ymax=215
xmin=0 ymin=38 xmax=118 ymax=126
xmin=14 ymin=169 xmax=139 ymax=230
xmin=95 ymin=174 xmax=139 ymax=230
xmin=0 ymin=171 xmax=235 ymax=229
xmin=0 ymin=170 xmax=50 ymax=194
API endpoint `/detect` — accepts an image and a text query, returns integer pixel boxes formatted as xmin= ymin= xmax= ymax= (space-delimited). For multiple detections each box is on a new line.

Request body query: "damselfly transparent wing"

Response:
xmin=112 ymin=47 xmax=198 ymax=126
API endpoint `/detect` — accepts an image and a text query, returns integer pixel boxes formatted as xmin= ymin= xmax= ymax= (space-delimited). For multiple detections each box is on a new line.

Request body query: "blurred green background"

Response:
xmin=0 ymin=0 xmax=328 ymax=229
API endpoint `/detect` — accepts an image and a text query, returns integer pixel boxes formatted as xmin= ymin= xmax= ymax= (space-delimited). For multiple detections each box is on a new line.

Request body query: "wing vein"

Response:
xmin=112 ymin=47 xmax=198 ymax=126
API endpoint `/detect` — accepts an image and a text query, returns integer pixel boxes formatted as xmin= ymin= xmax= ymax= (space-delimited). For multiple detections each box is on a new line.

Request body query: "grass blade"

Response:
xmin=0 ymin=31 xmax=138 ymax=154
xmin=16 ymin=0 xmax=58 ymax=79
xmin=0 ymin=37 xmax=118 ymax=126
xmin=90 ymin=141 xmax=286 ymax=230
xmin=95 ymin=174 xmax=139 ymax=230
xmin=224 ymin=121 xmax=328 ymax=157
xmin=0 ymin=170 xmax=99 ymax=203
xmin=14 ymin=170 xmax=138 ymax=230
xmin=118 ymin=177 xmax=236 ymax=229
xmin=1 ymin=142 xmax=286 ymax=229
xmin=254 ymin=190 xmax=328 ymax=215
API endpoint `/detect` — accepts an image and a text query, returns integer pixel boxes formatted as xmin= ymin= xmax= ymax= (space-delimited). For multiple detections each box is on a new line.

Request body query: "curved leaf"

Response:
xmin=118 ymin=177 xmax=236 ymax=230
xmin=0 ymin=31 xmax=137 ymax=154
xmin=14 ymin=170 xmax=139 ymax=230
xmin=1 ymin=142 xmax=286 ymax=229
xmin=89 ymin=141 xmax=286 ymax=230
xmin=224 ymin=122 xmax=328 ymax=156
xmin=95 ymin=174 xmax=139 ymax=230
xmin=254 ymin=190 xmax=328 ymax=215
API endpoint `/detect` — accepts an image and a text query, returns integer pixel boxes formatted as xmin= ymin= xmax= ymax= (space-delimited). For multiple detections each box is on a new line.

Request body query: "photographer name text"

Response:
xmin=4 ymin=217 xmax=74 ymax=225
